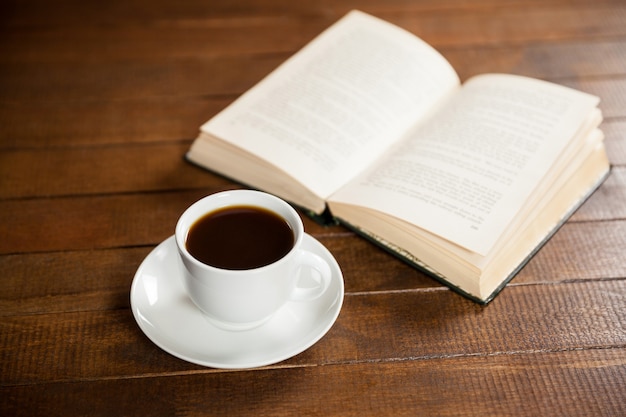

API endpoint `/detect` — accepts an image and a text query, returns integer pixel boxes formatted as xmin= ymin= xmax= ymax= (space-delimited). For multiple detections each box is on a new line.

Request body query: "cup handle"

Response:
xmin=289 ymin=250 xmax=332 ymax=302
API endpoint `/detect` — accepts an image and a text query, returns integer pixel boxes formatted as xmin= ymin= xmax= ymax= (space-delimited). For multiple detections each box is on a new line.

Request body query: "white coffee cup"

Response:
xmin=175 ymin=190 xmax=332 ymax=331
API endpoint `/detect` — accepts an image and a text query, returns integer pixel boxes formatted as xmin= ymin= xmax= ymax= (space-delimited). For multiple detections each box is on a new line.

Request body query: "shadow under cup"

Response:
xmin=175 ymin=190 xmax=331 ymax=331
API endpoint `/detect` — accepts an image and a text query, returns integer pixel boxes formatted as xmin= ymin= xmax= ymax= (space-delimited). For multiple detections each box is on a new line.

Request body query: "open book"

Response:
xmin=186 ymin=10 xmax=610 ymax=303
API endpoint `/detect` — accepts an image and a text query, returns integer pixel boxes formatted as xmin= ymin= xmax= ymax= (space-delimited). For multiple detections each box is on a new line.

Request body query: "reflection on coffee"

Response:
xmin=186 ymin=205 xmax=295 ymax=270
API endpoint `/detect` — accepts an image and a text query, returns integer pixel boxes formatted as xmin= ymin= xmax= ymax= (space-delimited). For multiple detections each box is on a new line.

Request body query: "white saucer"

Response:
xmin=130 ymin=234 xmax=344 ymax=369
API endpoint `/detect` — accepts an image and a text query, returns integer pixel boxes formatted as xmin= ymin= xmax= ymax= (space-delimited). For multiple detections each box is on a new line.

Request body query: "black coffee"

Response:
xmin=186 ymin=205 xmax=295 ymax=270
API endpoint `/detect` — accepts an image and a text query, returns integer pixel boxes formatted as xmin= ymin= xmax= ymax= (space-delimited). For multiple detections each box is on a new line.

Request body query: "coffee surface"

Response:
xmin=186 ymin=205 xmax=295 ymax=270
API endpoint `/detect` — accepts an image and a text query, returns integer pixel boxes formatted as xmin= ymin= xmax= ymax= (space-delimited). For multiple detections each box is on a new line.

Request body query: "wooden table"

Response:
xmin=1 ymin=1 xmax=625 ymax=415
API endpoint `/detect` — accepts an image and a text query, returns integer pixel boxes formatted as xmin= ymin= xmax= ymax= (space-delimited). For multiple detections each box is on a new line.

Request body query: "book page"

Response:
xmin=329 ymin=74 xmax=600 ymax=255
xmin=201 ymin=10 xmax=460 ymax=200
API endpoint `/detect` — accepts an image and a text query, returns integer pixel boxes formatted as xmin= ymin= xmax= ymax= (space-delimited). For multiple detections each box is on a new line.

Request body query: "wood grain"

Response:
xmin=1 ymin=280 xmax=625 ymax=386
xmin=1 ymin=348 xmax=624 ymax=417
xmin=1 ymin=1 xmax=625 ymax=416
xmin=1 ymin=347 xmax=623 ymax=417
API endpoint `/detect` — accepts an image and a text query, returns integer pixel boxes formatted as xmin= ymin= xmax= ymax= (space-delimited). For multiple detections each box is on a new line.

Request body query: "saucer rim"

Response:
xmin=130 ymin=233 xmax=344 ymax=369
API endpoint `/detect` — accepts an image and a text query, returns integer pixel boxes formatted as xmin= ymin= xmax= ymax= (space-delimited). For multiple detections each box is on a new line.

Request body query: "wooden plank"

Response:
xmin=517 ymin=220 xmax=626 ymax=281
xmin=0 ymin=55 xmax=282 ymax=101
xmin=446 ymin=39 xmax=626 ymax=81
xmin=2 ymin=0 xmax=623 ymax=31
xmin=604 ymin=120 xmax=626 ymax=165
xmin=1 ymin=280 xmax=624 ymax=387
xmin=2 ymin=1 xmax=625 ymax=38
xmin=563 ymin=77 xmax=626 ymax=119
xmin=0 ymin=142 xmax=227 ymax=199
xmin=1 ymin=347 xmax=624 ymax=416
xmin=571 ymin=166 xmax=626 ymax=221
xmin=2 ymin=6 xmax=626 ymax=63
xmin=0 ymin=246 xmax=154 ymax=316
xmin=0 ymin=96 xmax=230 ymax=150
